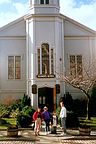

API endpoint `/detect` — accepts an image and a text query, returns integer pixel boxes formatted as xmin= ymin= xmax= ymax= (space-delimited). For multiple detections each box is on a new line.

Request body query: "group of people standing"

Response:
xmin=33 ymin=101 xmax=66 ymax=136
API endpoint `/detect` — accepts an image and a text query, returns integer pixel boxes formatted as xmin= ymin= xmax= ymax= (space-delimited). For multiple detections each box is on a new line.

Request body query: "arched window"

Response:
xmin=40 ymin=0 xmax=44 ymax=4
xmin=42 ymin=43 xmax=49 ymax=74
xmin=37 ymin=44 xmax=54 ymax=76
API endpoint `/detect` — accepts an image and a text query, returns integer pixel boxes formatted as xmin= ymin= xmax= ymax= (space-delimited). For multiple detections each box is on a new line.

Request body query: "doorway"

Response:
xmin=38 ymin=87 xmax=54 ymax=112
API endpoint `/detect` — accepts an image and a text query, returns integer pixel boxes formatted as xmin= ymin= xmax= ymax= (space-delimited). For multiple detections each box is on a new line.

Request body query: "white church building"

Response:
xmin=0 ymin=0 xmax=96 ymax=111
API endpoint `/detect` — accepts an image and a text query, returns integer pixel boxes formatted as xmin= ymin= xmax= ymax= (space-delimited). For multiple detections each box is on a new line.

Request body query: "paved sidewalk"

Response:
xmin=0 ymin=127 xmax=96 ymax=144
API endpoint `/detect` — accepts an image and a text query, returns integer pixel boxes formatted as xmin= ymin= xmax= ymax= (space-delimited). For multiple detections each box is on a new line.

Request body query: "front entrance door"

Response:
xmin=38 ymin=87 xmax=54 ymax=112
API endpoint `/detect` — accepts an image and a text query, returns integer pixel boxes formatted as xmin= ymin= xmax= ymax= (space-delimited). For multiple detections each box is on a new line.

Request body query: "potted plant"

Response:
xmin=79 ymin=123 xmax=91 ymax=136
xmin=7 ymin=125 xmax=18 ymax=137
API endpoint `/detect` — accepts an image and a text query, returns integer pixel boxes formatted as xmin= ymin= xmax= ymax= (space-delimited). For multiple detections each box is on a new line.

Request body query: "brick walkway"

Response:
xmin=0 ymin=141 xmax=34 ymax=144
xmin=0 ymin=139 xmax=96 ymax=144
xmin=61 ymin=140 xmax=96 ymax=144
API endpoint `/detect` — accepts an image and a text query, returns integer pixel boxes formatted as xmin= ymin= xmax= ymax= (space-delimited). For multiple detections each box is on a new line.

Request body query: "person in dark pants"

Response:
xmin=60 ymin=102 xmax=67 ymax=136
xmin=42 ymin=106 xmax=52 ymax=135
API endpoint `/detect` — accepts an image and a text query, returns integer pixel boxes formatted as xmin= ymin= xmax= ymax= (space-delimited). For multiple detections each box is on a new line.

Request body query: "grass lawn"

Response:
xmin=0 ymin=118 xmax=17 ymax=129
xmin=79 ymin=117 xmax=96 ymax=128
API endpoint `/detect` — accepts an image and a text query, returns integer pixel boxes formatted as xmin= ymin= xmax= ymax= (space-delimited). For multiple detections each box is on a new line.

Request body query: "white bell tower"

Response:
xmin=29 ymin=0 xmax=60 ymax=14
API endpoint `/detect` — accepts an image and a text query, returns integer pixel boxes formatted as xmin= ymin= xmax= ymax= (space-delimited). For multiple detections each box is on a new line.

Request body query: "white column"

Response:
xmin=26 ymin=20 xmax=29 ymax=95
xmin=61 ymin=18 xmax=65 ymax=95
xmin=50 ymin=46 xmax=51 ymax=74
xmin=40 ymin=46 xmax=42 ymax=74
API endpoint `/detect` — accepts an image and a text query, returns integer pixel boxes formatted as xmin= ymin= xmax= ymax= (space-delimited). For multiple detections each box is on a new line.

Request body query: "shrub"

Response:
xmin=73 ymin=99 xmax=87 ymax=116
xmin=56 ymin=107 xmax=79 ymax=128
xmin=79 ymin=123 xmax=90 ymax=129
xmin=10 ymin=108 xmax=20 ymax=118
xmin=0 ymin=104 xmax=10 ymax=118
xmin=90 ymin=85 xmax=96 ymax=116
xmin=66 ymin=111 xmax=79 ymax=128
xmin=8 ymin=102 xmax=20 ymax=111
xmin=20 ymin=94 xmax=31 ymax=109
xmin=0 ymin=118 xmax=7 ymax=125
xmin=7 ymin=125 xmax=18 ymax=130
xmin=61 ymin=93 xmax=73 ymax=111
xmin=60 ymin=93 xmax=87 ymax=117
xmin=17 ymin=106 xmax=35 ymax=128
xmin=56 ymin=106 xmax=61 ymax=125
xmin=21 ymin=106 xmax=34 ymax=116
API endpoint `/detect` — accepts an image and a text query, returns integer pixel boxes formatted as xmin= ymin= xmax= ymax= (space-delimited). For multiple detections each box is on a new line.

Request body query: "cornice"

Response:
xmin=0 ymin=36 xmax=26 ymax=40
xmin=0 ymin=89 xmax=26 ymax=93
xmin=60 ymin=14 xmax=96 ymax=35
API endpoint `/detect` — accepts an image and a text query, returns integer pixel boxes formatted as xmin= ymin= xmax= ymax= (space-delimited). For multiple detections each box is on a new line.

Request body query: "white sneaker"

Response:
xmin=45 ymin=132 xmax=47 ymax=135
xmin=48 ymin=131 xmax=50 ymax=134
xmin=61 ymin=132 xmax=66 ymax=136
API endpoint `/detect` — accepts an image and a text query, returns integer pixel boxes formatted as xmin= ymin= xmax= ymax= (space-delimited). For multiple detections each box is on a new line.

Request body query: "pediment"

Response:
xmin=0 ymin=17 xmax=26 ymax=37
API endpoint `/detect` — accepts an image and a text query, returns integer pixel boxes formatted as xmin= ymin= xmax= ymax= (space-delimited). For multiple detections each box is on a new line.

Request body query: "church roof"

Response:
xmin=60 ymin=14 xmax=96 ymax=36
xmin=0 ymin=16 xmax=25 ymax=33
xmin=0 ymin=12 xmax=96 ymax=36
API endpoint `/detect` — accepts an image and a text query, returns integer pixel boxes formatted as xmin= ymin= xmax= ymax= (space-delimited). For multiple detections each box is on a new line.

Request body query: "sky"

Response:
xmin=0 ymin=0 xmax=96 ymax=31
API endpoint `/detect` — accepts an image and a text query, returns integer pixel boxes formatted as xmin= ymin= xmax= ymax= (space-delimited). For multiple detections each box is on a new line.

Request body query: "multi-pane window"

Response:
xmin=15 ymin=56 xmax=21 ymax=79
xmin=40 ymin=0 xmax=49 ymax=4
xmin=40 ymin=0 xmax=44 ymax=4
xmin=70 ymin=55 xmax=82 ymax=77
xmin=70 ymin=55 xmax=76 ymax=77
xmin=8 ymin=56 xmax=14 ymax=79
xmin=46 ymin=0 xmax=49 ymax=4
xmin=42 ymin=43 xmax=49 ymax=74
xmin=37 ymin=43 xmax=54 ymax=75
xmin=8 ymin=56 xmax=21 ymax=79
xmin=77 ymin=55 xmax=82 ymax=76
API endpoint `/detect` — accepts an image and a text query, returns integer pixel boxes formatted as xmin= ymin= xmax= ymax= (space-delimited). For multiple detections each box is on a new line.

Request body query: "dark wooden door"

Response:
xmin=38 ymin=87 xmax=54 ymax=112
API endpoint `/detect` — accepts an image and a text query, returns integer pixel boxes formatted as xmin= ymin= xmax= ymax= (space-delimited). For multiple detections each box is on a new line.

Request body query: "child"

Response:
xmin=42 ymin=106 xmax=52 ymax=135
xmin=33 ymin=107 xmax=43 ymax=136
xmin=51 ymin=111 xmax=58 ymax=134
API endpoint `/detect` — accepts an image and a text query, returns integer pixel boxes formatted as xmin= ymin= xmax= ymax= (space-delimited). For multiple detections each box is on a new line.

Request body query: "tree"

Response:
xmin=57 ymin=58 xmax=96 ymax=120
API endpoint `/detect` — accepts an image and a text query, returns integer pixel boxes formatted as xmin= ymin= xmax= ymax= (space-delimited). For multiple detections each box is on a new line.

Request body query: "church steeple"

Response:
xmin=29 ymin=0 xmax=60 ymax=14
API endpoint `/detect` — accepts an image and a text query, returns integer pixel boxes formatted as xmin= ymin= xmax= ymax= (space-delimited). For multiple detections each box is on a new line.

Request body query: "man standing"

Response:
xmin=60 ymin=101 xmax=67 ymax=135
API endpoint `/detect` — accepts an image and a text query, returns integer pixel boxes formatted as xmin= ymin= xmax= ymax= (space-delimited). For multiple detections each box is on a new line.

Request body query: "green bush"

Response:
xmin=10 ymin=108 xmax=20 ymax=118
xmin=8 ymin=102 xmax=20 ymax=111
xmin=0 ymin=118 xmax=7 ymax=125
xmin=21 ymin=106 xmax=34 ymax=116
xmin=66 ymin=111 xmax=79 ymax=128
xmin=72 ymin=99 xmax=87 ymax=116
xmin=20 ymin=94 xmax=31 ymax=109
xmin=17 ymin=106 xmax=35 ymax=128
xmin=0 ymin=104 xmax=10 ymax=118
xmin=62 ymin=93 xmax=73 ymax=111
xmin=7 ymin=125 xmax=18 ymax=130
xmin=60 ymin=93 xmax=87 ymax=117
xmin=56 ymin=106 xmax=61 ymax=125
xmin=90 ymin=85 xmax=96 ymax=116
xmin=56 ymin=107 xmax=79 ymax=128
xmin=0 ymin=101 xmax=21 ymax=118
